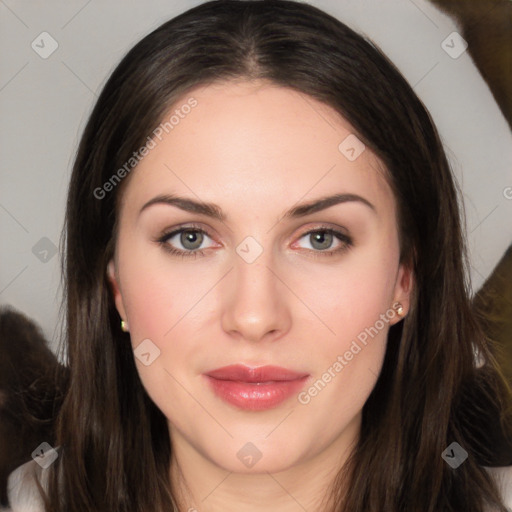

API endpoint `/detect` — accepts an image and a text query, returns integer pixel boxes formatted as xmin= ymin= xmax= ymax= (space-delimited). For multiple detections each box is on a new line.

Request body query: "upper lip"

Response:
xmin=205 ymin=364 xmax=309 ymax=382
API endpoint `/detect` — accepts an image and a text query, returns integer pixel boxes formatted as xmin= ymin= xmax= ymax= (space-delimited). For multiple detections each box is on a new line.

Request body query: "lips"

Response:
xmin=204 ymin=364 xmax=309 ymax=411
xmin=205 ymin=364 xmax=308 ymax=382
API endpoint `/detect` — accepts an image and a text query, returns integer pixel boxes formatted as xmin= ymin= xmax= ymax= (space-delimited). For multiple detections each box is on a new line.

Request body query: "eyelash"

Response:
xmin=155 ymin=223 xmax=353 ymax=260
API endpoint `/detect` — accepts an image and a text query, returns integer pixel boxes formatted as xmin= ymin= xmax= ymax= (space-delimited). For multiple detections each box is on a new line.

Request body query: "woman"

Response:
xmin=6 ymin=0 xmax=512 ymax=510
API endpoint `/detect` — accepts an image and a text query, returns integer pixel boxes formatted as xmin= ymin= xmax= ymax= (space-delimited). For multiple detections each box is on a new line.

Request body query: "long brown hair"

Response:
xmin=45 ymin=0 xmax=512 ymax=510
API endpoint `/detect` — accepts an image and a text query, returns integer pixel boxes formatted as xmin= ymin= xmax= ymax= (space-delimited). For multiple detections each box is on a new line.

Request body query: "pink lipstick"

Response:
xmin=204 ymin=364 xmax=309 ymax=411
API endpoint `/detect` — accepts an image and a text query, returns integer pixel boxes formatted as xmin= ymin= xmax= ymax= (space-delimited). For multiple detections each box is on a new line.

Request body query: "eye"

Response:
xmin=155 ymin=224 xmax=353 ymax=259
xmin=156 ymin=225 xmax=215 ymax=259
xmin=294 ymin=227 xmax=353 ymax=257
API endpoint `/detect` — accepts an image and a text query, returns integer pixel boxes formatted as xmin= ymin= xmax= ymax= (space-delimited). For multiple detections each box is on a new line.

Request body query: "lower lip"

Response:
xmin=204 ymin=375 xmax=309 ymax=411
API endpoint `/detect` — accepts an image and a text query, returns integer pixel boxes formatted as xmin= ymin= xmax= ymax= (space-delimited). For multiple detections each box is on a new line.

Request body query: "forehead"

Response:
xmin=119 ymin=80 xmax=395 ymax=222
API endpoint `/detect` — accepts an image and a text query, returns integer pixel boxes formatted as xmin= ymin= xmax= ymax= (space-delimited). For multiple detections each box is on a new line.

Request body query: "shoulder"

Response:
xmin=2 ymin=459 xmax=47 ymax=512
xmin=485 ymin=465 xmax=512 ymax=510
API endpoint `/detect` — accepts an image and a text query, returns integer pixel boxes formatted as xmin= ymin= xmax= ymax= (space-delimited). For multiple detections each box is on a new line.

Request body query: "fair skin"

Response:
xmin=108 ymin=80 xmax=413 ymax=511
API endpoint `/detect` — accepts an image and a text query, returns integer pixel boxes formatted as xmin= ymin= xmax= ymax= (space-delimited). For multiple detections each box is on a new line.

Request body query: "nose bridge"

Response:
xmin=221 ymin=236 xmax=290 ymax=341
xmin=234 ymin=237 xmax=279 ymax=307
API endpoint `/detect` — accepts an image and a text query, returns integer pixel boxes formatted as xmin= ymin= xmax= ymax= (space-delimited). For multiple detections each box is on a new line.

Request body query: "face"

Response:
xmin=108 ymin=80 xmax=412 ymax=476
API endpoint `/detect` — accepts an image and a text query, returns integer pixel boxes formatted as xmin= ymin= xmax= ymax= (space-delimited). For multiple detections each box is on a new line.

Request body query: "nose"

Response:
xmin=220 ymin=249 xmax=292 ymax=344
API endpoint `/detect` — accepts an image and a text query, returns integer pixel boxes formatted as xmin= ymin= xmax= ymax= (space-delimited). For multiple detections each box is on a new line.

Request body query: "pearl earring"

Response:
xmin=395 ymin=303 xmax=404 ymax=316
xmin=120 ymin=320 xmax=129 ymax=332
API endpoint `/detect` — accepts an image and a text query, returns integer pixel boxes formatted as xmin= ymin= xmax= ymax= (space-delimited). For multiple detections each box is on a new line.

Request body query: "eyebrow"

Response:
xmin=138 ymin=192 xmax=376 ymax=221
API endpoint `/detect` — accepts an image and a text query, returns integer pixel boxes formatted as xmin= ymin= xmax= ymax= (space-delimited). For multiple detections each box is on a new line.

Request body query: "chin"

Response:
xmin=202 ymin=434 xmax=308 ymax=474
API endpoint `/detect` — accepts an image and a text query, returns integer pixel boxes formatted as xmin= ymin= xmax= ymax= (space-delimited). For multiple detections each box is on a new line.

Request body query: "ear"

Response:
xmin=107 ymin=259 xmax=128 ymax=322
xmin=389 ymin=261 xmax=414 ymax=325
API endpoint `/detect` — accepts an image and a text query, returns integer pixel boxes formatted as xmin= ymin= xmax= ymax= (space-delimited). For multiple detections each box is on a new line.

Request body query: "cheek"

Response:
xmin=118 ymin=254 xmax=205 ymax=419
xmin=117 ymin=242 xmax=212 ymax=391
xmin=293 ymin=251 xmax=396 ymax=422
xmin=295 ymin=240 xmax=398 ymax=351
xmin=291 ymin=241 xmax=399 ymax=418
xmin=125 ymin=276 xmax=177 ymax=340
xmin=119 ymin=238 xmax=201 ymax=340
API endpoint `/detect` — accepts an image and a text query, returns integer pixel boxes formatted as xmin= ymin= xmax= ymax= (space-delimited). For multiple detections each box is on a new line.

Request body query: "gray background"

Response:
xmin=1 ymin=0 xmax=511 ymax=353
